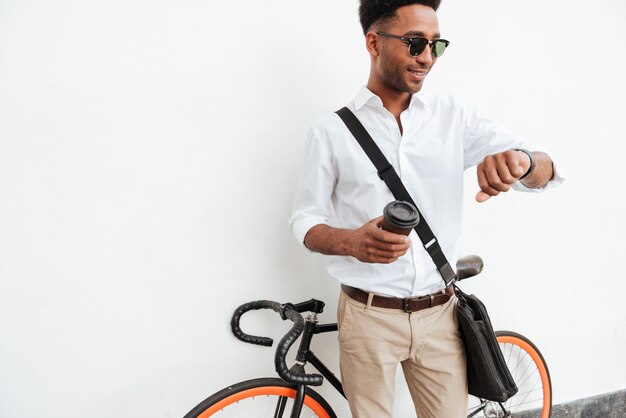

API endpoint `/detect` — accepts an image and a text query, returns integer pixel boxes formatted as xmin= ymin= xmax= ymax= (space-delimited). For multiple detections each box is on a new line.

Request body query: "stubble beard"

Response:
xmin=379 ymin=51 xmax=422 ymax=95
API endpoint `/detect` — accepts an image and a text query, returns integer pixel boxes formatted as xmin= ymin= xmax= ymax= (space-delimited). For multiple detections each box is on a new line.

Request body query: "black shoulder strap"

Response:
xmin=335 ymin=106 xmax=457 ymax=286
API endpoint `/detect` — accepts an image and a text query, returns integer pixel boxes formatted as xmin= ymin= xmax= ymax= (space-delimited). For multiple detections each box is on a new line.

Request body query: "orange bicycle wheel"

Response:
xmin=468 ymin=331 xmax=552 ymax=418
xmin=183 ymin=377 xmax=337 ymax=418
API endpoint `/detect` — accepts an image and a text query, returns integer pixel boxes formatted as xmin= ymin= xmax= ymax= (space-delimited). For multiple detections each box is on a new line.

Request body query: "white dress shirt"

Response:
xmin=289 ymin=87 xmax=564 ymax=298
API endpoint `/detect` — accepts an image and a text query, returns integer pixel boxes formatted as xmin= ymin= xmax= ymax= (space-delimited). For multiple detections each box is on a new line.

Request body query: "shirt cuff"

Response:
xmin=291 ymin=217 xmax=330 ymax=252
xmin=512 ymin=158 xmax=565 ymax=193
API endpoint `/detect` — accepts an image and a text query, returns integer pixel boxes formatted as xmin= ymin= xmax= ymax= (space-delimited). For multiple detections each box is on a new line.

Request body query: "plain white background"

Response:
xmin=1 ymin=0 xmax=625 ymax=417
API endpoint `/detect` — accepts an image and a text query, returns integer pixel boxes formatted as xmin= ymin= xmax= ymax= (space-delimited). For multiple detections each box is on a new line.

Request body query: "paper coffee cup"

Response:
xmin=381 ymin=201 xmax=420 ymax=235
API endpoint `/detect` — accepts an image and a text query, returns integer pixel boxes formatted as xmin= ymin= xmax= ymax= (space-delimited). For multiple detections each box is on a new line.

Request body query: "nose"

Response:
xmin=415 ymin=44 xmax=434 ymax=67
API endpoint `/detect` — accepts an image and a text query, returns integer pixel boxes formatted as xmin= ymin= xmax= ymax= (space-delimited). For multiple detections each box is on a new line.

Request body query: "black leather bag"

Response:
xmin=455 ymin=286 xmax=518 ymax=401
xmin=335 ymin=106 xmax=518 ymax=402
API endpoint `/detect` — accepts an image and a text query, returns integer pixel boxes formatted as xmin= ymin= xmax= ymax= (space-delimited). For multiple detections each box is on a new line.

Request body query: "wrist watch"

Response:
xmin=513 ymin=148 xmax=536 ymax=180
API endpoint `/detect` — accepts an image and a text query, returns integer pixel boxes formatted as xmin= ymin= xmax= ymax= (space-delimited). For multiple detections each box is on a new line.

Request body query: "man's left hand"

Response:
xmin=475 ymin=150 xmax=530 ymax=203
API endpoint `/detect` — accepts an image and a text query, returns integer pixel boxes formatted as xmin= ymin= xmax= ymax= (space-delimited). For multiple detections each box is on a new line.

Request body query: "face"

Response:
xmin=371 ymin=5 xmax=441 ymax=95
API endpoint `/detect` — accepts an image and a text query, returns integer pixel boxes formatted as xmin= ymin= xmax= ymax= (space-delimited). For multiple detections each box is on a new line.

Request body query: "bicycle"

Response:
xmin=184 ymin=256 xmax=552 ymax=418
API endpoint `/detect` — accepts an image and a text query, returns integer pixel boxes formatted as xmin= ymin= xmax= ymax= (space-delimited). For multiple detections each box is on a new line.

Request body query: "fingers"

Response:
xmin=504 ymin=151 xmax=526 ymax=178
xmin=475 ymin=191 xmax=491 ymax=203
xmin=357 ymin=240 xmax=410 ymax=263
xmin=476 ymin=160 xmax=501 ymax=199
xmin=357 ymin=245 xmax=407 ymax=263
xmin=476 ymin=151 xmax=527 ymax=202
xmin=350 ymin=217 xmax=412 ymax=263
xmin=366 ymin=226 xmax=411 ymax=261
xmin=367 ymin=215 xmax=412 ymax=246
xmin=371 ymin=225 xmax=411 ymax=245
xmin=368 ymin=215 xmax=385 ymax=228
xmin=497 ymin=154 xmax=520 ymax=184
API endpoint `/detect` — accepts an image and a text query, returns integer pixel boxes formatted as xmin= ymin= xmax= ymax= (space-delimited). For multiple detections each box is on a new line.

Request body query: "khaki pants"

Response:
xmin=337 ymin=290 xmax=467 ymax=418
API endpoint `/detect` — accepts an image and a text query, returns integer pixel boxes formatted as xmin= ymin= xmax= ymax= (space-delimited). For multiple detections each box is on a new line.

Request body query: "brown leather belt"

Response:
xmin=341 ymin=284 xmax=454 ymax=313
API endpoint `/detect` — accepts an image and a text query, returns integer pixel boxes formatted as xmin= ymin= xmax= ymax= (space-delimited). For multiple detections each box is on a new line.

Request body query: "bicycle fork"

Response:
xmin=272 ymin=385 xmax=306 ymax=418
xmin=282 ymin=357 xmax=310 ymax=417
xmin=292 ymin=385 xmax=307 ymax=418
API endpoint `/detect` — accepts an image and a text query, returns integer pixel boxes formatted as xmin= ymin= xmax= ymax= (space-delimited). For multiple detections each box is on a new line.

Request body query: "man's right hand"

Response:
xmin=304 ymin=216 xmax=412 ymax=264
xmin=346 ymin=216 xmax=412 ymax=263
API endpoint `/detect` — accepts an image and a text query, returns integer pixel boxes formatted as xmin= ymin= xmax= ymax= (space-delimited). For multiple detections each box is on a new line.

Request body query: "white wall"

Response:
xmin=0 ymin=0 xmax=624 ymax=417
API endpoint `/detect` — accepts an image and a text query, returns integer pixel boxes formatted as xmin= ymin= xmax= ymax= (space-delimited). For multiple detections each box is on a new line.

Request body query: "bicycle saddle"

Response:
xmin=456 ymin=255 xmax=484 ymax=280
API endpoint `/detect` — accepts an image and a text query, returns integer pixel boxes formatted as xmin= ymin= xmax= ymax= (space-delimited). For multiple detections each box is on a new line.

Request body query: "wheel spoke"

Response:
xmin=273 ymin=396 xmax=288 ymax=418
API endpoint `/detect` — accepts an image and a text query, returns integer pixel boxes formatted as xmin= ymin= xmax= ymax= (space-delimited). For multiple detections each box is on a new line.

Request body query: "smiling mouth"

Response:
xmin=408 ymin=69 xmax=427 ymax=78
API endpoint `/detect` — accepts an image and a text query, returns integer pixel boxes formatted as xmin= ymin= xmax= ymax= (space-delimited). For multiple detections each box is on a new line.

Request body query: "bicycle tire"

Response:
xmin=183 ymin=377 xmax=337 ymax=418
xmin=468 ymin=331 xmax=552 ymax=418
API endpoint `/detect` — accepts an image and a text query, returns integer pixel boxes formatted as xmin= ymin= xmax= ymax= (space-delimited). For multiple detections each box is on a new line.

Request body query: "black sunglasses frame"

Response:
xmin=376 ymin=31 xmax=450 ymax=58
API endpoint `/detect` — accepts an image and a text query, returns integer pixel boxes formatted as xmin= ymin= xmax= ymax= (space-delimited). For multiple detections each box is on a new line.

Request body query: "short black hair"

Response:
xmin=359 ymin=0 xmax=441 ymax=35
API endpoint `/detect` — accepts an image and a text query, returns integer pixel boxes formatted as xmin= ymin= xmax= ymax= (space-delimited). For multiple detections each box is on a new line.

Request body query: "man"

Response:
xmin=289 ymin=1 xmax=563 ymax=417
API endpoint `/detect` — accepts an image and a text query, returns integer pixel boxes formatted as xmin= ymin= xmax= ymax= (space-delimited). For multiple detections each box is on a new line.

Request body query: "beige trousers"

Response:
xmin=337 ymin=290 xmax=467 ymax=418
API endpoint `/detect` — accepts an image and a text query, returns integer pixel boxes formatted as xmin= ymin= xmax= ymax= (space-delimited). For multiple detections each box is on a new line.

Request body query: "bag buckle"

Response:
xmin=377 ymin=165 xmax=393 ymax=181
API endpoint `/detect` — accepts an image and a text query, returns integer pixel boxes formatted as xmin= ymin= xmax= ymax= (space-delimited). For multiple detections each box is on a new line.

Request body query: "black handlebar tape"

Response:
xmin=230 ymin=300 xmax=282 ymax=346
xmin=274 ymin=308 xmax=324 ymax=386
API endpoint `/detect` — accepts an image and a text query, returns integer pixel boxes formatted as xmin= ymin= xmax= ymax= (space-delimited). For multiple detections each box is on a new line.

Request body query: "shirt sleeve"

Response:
xmin=289 ymin=126 xmax=336 ymax=249
xmin=461 ymin=101 xmax=565 ymax=192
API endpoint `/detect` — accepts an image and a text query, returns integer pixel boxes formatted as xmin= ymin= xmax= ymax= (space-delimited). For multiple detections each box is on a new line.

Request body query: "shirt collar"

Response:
xmin=354 ymin=86 xmax=381 ymax=111
xmin=354 ymin=86 xmax=429 ymax=112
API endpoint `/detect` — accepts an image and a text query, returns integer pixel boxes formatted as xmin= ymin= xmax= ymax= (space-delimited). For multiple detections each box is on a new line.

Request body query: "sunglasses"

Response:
xmin=376 ymin=31 xmax=450 ymax=58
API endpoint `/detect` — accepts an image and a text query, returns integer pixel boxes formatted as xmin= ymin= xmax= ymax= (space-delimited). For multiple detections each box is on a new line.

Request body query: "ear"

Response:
xmin=365 ymin=32 xmax=380 ymax=57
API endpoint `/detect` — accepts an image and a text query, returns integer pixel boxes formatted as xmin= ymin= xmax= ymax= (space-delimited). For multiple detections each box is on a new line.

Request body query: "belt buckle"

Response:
xmin=402 ymin=298 xmax=412 ymax=313
xmin=403 ymin=294 xmax=434 ymax=313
